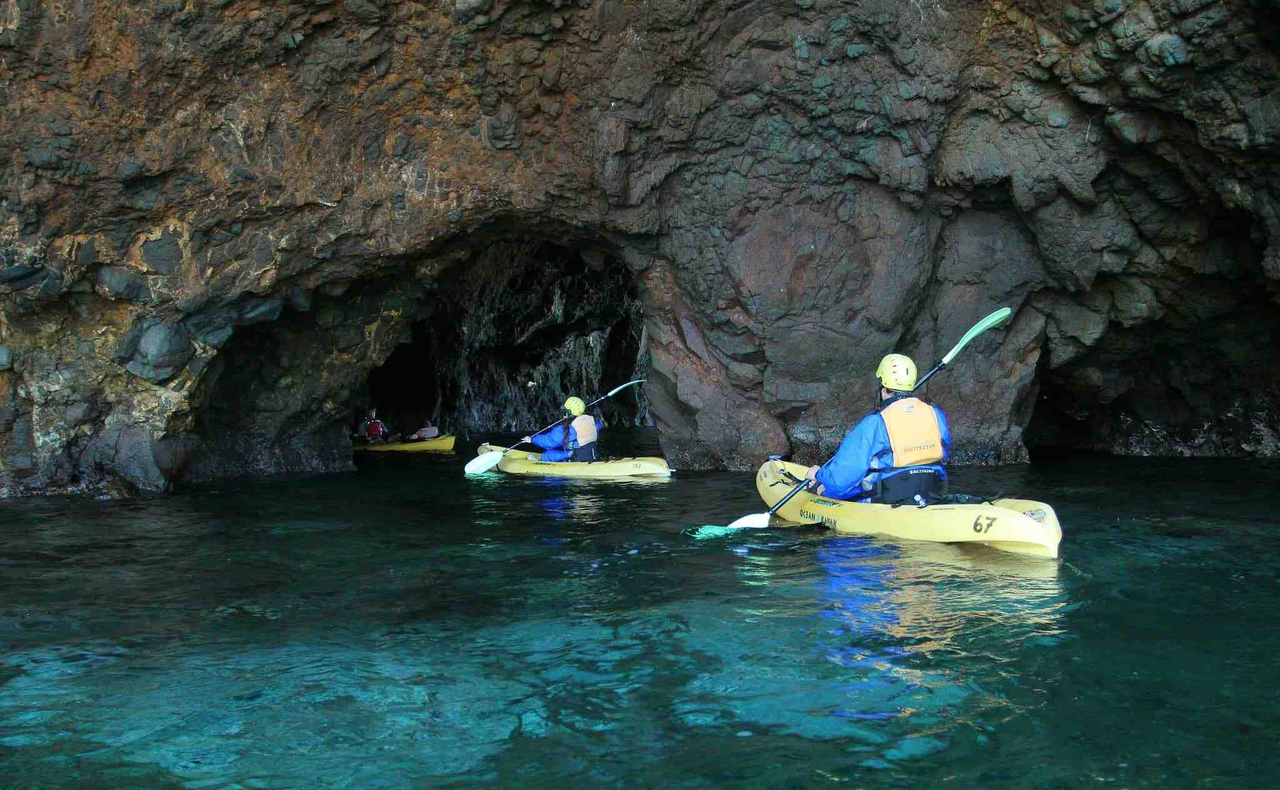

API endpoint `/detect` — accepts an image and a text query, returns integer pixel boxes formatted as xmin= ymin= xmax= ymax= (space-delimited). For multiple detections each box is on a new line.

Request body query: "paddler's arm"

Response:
xmin=811 ymin=415 xmax=880 ymax=500
xmin=935 ymin=405 xmax=952 ymax=461
xmin=527 ymin=424 xmax=568 ymax=449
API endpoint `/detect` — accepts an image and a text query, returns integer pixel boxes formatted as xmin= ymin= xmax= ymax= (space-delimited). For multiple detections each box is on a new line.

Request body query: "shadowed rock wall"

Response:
xmin=1 ymin=0 xmax=1278 ymax=496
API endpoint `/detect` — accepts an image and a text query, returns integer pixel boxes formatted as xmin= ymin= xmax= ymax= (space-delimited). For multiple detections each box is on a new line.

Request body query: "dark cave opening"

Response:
xmin=1023 ymin=293 xmax=1280 ymax=461
xmin=1019 ymin=197 xmax=1280 ymax=461
xmin=176 ymin=232 xmax=653 ymax=481
xmin=184 ymin=301 xmax=361 ymax=482
xmin=360 ymin=236 xmax=651 ymax=440
xmin=190 ymin=308 xmax=310 ymax=448
xmin=362 ymin=322 xmax=442 ymax=440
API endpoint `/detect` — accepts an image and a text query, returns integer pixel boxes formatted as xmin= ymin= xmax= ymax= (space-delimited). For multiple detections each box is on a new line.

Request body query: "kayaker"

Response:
xmin=407 ymin=422 xmax=439 ymax=441
xmin=522 ymin=396 xmax=601 ymax=462
xmin=353 ymin=410 xmax=372 ymax=441
xmin=358 ymin=408 xmax=396 ymax=445
xmin=803 ymin=353 xmax=951 ymax=504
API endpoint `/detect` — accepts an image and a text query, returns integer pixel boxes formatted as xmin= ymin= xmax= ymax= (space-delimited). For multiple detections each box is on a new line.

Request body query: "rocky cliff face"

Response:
xmin=2 ymin=0 xmax=1278 ymax=496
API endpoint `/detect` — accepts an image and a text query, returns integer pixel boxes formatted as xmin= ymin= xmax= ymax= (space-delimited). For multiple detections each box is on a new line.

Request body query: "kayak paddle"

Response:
xmin=726 ymin=474 xmax=809 ymax=529
xmin=911 ymin=307 xmax=1012 ymax=391
xmin=463 ymin=379 xmax=646 ymax=475
xmin=723 ymin=307 xmax=1014 ymax=529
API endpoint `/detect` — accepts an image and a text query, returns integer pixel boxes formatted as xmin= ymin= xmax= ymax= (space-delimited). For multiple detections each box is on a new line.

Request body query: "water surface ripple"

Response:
xmin=1 ymin=435 xmax=1277 ymax=788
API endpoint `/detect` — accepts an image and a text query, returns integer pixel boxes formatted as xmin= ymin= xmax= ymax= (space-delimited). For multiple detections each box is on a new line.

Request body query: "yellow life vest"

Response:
xmin=570 ymin=414 xmax=598 ymax=445
xmin=880 ymin=397 xmax=943 ymax=468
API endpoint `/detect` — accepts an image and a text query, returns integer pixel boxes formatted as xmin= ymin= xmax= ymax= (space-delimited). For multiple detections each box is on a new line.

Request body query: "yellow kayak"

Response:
xmin=755 ymin=461 xmax=1061 ymax=559
xmin=355 ymin=435 xmax=456 ymax=453
xmin=476 ymin=443 xmax=671 ymax=478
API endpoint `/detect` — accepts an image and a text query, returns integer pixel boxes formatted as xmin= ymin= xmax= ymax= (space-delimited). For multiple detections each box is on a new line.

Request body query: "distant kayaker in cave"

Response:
xmin=522 ymin=396 xmax=601 ymax=462
xmin=406 ymin=421 xmax=439 ymax=441
xmin=356 ymin=408 xmax=398 ymax=445
xmin=802 ymin=354 xmax=951 ymax=505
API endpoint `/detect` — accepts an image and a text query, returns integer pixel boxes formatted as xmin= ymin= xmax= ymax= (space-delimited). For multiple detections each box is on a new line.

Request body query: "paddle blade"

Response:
xmin=586 ymin=379 xmax=647 ymax=410
xmin=464 ymin=451 xmax=504 ymax=475
xmin=686 ymin=525 xmax=739 ymax=539
xmin=941 ymin=307 xmax=1012 ymax=364
xmin=606 ymin=378 xmax=646 ymax=397
xmin=726 ymin=512 xmax=772 ymax=530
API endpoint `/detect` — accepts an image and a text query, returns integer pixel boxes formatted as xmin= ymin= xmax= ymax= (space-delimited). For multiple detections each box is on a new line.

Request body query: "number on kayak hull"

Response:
xmin=973 ymin=516 xmax=997 ymax=533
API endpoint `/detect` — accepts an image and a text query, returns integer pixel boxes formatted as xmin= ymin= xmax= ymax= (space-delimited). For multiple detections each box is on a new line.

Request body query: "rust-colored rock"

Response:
xmin=2 ymin=0 xmax=1279 ymax=496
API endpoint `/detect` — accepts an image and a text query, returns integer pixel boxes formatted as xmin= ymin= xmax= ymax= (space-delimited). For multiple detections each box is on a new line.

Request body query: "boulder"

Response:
xmin=124 ymin=322 xmax=193 ymax=383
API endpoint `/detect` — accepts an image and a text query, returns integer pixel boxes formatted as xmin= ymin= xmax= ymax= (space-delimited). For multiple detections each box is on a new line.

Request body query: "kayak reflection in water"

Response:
xmin=814 ymin=537 xmax=911 ymax=675
xmin=533 ymin=479 xmax=587 ymax=544
xmin=523 ymin=396 xmax=601 ymax=462
xmin=804 ymin=354 xmax=951 ymax=505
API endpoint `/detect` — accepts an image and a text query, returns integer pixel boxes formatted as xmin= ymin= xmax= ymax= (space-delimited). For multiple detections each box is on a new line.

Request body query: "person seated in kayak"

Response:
xmin=803 ymin=353 xmax=951 ymax=505
xmin=358 ymin=408 xmax=398 ymax=444
xmin=522 ymin=396 xmax=601 ymax=462
xmin=353 ymin=410 xmax=374 ymax=441
xmin=406 ymin=422 xmax=439 ymax=442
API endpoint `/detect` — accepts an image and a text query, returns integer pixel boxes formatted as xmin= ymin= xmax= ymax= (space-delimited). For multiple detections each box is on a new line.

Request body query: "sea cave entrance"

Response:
xmin=182 ymin=234 xmax=652 ymax=483
xmin=358 ymin=238 xmax=651 ymax=441
xmin=1020 ymin=284 xmax=1280 ymax=461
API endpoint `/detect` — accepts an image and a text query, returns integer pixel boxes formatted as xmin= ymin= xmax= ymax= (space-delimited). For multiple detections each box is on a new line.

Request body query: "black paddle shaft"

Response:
xmin=769 ymin=478 xmax=810 ymax=516
xmin=912 ymin=361 xmax=945 ymax=391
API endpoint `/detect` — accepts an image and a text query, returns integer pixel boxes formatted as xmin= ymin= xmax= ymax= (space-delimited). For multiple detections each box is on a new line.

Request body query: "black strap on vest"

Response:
xmin=874 ymin=391 xmax=917 ymax=414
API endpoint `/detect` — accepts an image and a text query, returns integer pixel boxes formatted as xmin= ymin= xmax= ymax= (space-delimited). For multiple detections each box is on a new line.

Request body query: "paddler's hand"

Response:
xmin=803 ymin=465 xmax=825 ymax=495
xmin=521 ymin=436 xmax=532 ymax=444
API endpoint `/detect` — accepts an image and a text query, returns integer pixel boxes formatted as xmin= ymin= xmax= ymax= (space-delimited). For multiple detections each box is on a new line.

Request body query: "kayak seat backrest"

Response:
xmin=876 ymin=467 xmax=943 ymax=505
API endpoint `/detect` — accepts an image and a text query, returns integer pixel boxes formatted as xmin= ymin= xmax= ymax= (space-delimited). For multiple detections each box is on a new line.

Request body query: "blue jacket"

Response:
xmin=814 ymin=400 xmax=951 ymax=501
xmin=531 ymin=418 xmax=601 ymax=462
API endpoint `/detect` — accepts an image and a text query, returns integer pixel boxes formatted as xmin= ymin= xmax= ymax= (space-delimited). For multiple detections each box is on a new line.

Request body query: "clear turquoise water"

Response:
xmin=1 ymin=431 xmax=1277 ymax=788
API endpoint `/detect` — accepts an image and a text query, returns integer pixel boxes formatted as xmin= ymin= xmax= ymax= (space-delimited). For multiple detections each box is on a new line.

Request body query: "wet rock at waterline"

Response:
xmin=2 ymin=0 xmax=1279 ymax=496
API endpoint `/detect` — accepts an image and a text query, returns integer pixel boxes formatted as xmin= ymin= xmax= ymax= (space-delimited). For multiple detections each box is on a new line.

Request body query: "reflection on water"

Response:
xmin=0 ymin=441 xmax=1277 ymax=787
xmin=696 ymin=534 xmax=1070 ymax=769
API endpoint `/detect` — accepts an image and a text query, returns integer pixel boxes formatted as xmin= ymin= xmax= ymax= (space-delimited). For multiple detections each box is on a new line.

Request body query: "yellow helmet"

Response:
xmin=876 ymin=353 xmax=917 ymax=391
xmin=563 ymin=396 xmax=586 ymax=416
